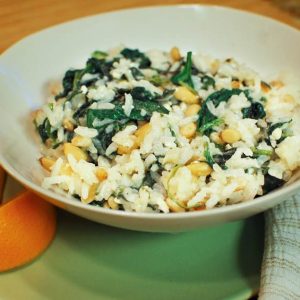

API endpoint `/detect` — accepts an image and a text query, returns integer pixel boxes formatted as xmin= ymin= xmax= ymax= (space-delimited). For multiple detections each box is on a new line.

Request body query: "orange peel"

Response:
xmin=0 ymin=191 xmax=56 ymax=272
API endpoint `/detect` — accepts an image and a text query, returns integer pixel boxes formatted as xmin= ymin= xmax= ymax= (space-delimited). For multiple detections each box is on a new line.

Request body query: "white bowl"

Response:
xmin=0 ymin=5 xmax=300 ymax=232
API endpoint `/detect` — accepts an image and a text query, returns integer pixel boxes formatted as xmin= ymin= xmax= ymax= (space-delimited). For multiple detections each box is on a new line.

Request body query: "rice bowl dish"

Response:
xmin=31 ymin=45 xmax=300 ymax=213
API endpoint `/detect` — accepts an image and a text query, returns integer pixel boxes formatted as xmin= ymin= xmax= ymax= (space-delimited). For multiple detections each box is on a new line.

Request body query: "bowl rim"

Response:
xmin=1 ymin=155 xmax=300 ymax=220
xmin=1 ymin=3 xmax=299 ymax=56
xmin=0 ymin=4 xmax=300 ymax=220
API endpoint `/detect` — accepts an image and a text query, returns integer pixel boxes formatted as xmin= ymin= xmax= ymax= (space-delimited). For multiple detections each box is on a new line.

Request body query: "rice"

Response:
xmin=34 ymin=46 xmax=300 ymax=213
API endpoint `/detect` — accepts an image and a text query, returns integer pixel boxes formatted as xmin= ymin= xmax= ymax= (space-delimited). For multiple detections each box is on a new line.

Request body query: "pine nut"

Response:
xmin=174 ymin=86 xmax=199 ymax=104
xmin=220 ymin=128 xmax=241 ymax=144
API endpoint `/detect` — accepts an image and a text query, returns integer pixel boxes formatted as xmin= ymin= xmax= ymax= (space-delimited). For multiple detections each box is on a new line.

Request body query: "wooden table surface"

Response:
xmin=0 ymin=0 xmax=299 ymax=53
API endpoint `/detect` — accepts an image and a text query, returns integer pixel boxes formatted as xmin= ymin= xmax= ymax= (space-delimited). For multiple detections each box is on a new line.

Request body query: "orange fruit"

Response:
xmin=0 ymin=191 xmax=56 ymax=272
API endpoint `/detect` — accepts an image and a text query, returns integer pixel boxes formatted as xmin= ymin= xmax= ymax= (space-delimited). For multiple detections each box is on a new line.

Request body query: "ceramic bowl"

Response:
xmin=0 ymin=5 xmax=299 ymax=232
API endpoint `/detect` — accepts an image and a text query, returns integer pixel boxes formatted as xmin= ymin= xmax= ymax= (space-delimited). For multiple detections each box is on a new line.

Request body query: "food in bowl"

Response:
xmin=33 ymin=46 xmax=300 ymax=213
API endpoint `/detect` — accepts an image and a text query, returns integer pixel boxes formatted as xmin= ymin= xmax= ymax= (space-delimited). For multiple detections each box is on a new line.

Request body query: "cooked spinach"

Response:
xmin=142 ymin=172 xmax=156 ymax=187
xmin=130 ymin=67 xmax=144 ymax=80
xmin=56 ymin=59 xmax=109 ymax=100
xmin=267 ymin=121 xmax=289 ymax=136
xmin=114 ymin=88 xmax=130 ymax=102
xmin=197 ymin=88 xmax=243 ymax=135
xmin=251 ymin=148 xmax=273 ymax=157
xmin=204 ymin=144 xmax=215 ymax=167
xmin=37 ymin=118 xmax=50 ymax=143
xmin=85 ymin=57 xmax=114 ymax=78
xmin=149 ymin=74 xmax=168 ymax=86
xmin=66 ymin=131 xmax=75 ymax=143
xmin=171 ymin=51 xmax=194 ymax=89
xmin=161 ymin=88 xmax=175 ymax=101
xmin=263 ymin=174 xmax=285 ymax=194
xmin=266 ymin=121 xmax=291 ymax=145
xmin=91 ymin=50 xmax=108 ymax=60
xmin=131 ymin=87 xmax=157 ymax=101
xmin=73 ymin=101 xmax=95 ymax=120
xmin=133 ymin=99 xmax=169 ymax=116
xmin=201 ymin=75 xmax=215 ymax=90
xmin=212 ymin=148 xmax=236 ymax=169
xmin=242 ymin=102 xmax=266 ymax=119
xmin=92 ymin=124 xmax=122 ymax=155
xmin=200 ymin=118 xmax=223 ymax=134
xmin=37 ymin=118 xmax=59 ymax=144
xmin=241 ymin=90 xmax=266 ymax=119
xmin=87 ymin=100 xmax=168 ymax=128
xmin=89 ymin=200 xmax=105 ymax=207
xmin=120 ymin=48 xmax=151 ymax=68
xmin=87 ymin=106 xmax=128 ymax=127
xmin=55 ymin=69 xmax=78 ymax=99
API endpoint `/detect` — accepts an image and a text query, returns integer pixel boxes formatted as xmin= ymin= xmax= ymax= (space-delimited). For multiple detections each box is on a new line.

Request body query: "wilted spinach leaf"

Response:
xmin=37 ymin=118 xmax=50 ymax=143
xmin=91 ymin=50 xmax=108 ymax=60
xmin=85 ymin=58 xmax=114 ymax=78
xmin=263 ymin=174 xmax=285 ymax=194
xmin=149 ymin=74 xmax=168 ymax=86
xmin=131 ymin=87 xmax=157 ymax=101
xmin=130 ymin=67 xmax=144 ymax=80
xmin=55 ymin=69 xmax=79 ymax=99
xmin=201 ymin=75 xmax=215 ymax=90
xmin=87 ymin=100 xmax=168 ymax=128
xmin=200 ymin=118 xmax=223 ymax=134
xmin=171 ymin=51 xmax=194 ymax=89
xmin=73 ymin=101 xmax=95 ymax=120
xmin=121 ymin=48 xmax=151 ymax=68
xmin=197 ymin=88 xmax=243 ymax=135
xmin=92 ymin=123 xmax=122 ymax=155
xmin=266 ymin=121 xmax=291 ymax=145
xmin=204 ymin=144 xmax=215 ymax=167
xmin=142 ymin=172 xmax=156 ymax=187
xmin=267 ymin=121 xmax=289 ymax=136
xmin=251 ymin=148 xmax=273 ymax=157
xmin=242 ymin=102 xmax=266 ymax=119
xmin=213 ymin=148 xmax=236 ymax=169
